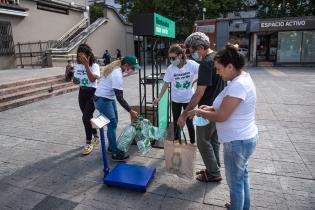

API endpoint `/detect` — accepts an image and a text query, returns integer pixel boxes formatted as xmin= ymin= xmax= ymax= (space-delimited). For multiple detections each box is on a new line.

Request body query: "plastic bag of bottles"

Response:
xmin=134 ymin=127 xmax=151 ymax=155
xmin=116 ymin=125 xmax=137 ymax=152
xmin=138 ymin=117 xmax=166 ymax=141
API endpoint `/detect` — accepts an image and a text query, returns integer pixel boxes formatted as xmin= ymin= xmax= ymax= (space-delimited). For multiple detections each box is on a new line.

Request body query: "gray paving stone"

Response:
xmin=271 ymin=149 xmax=304 ymax=163
xmin=31 ymin=195 xmax=78 ymax=210
xmin=249 ymin=159 xmax=276 ymax=174
xmin=161 ymin=197 xmax=218 ymax=210
xmin=5 ymin=188 xmax=46 ymax=210
xmin=203 ymin=182 xmax=229 ymax=206
xmin=274 ymin=161 xmax=313 ymax=179
xmin=165 ymin=177 xmax=206 ymax=203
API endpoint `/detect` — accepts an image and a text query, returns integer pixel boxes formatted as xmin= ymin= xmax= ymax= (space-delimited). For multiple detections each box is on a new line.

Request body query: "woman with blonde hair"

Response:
xmin=94 ymin=56 xmax=140 ymax=161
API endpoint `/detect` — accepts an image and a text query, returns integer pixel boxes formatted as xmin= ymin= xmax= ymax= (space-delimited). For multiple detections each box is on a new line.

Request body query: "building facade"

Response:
xmin=196 ymin=16 xmax=315 ymax=66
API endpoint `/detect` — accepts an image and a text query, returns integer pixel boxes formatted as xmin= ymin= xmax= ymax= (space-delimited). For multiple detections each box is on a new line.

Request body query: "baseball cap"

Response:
xmin=122 ymin=55 xmax=141 ymax=69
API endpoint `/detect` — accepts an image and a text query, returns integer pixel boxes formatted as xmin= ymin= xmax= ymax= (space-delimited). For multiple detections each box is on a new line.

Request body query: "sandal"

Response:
xmin=196 ymin=170 xmax=222 ymax=182
xmin=195 ymin=169 xmax=207 ymax=175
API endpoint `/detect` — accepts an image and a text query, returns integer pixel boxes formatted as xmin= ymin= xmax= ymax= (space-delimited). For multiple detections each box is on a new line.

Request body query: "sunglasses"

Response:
xmin=169 ymin=56 xmax=178 ymax=61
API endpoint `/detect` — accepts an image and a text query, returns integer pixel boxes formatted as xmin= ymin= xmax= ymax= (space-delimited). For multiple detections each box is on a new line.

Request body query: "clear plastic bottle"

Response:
xmin=116 ymin=125 xmax=137 ymax=152
xmin=148 ymin=126 xmax=166 ymax=141
xmin=134 ymin=128 xmax=151 ymax=155
xmin=141 ymin=119 xmax=151 ymax=138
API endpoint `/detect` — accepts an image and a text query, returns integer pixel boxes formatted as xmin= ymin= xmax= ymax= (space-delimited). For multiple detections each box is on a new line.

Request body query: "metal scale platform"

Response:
xmin=92 ymin=114 xmax=156 ymax=192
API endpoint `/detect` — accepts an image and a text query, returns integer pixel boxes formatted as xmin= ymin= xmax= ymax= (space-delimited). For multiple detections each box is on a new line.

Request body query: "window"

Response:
xmin=0 ymin=21 xmax=15 ymax=56
xmin=277 ymin=31 xmax=315 ymax=63
xmin=277 ymin=31 xmax=302 ymax=63
xmin=301 ymin=31 xmax=315 ymax=63
xmin=37 ymin=2 xmax=69 ymax=15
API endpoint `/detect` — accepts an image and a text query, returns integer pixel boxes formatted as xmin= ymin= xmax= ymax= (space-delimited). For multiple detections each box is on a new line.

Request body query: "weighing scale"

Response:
xmin=91 ymin=114 xmax=156 ymax=192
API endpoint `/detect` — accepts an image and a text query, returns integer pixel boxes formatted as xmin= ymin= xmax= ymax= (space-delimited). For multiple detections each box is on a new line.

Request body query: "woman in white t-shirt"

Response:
xmin=153 ymin=44 xmax=199 ymax=143
xmin=187 ymin=44 xmax=258 ymax=210
xmin=74 ymin=44 xmax=100 ymax=155
xmin=94 ymin=55 xmax=139 ymax=161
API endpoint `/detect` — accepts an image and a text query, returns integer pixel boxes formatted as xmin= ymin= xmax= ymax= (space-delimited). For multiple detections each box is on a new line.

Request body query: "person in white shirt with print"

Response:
xmin=74 ymin=44 xmax=100 ymax=155
xmin=153 ymin=44 xmax=199 ymax=144
xmin=94 ymin=55 xmax=139 ymax=161
xmin=187 ymin=44 xmax=258 ymax=210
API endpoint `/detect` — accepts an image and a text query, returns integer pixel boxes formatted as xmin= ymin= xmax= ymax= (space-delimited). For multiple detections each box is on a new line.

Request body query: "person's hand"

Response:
xmin=78 ymin=53 xmax=89 ymax=66
xmin=187 ymin=109 xmax=197 ymax=119
xmin=153 ymin=97 xmax=159 ymax=107
xmin=72 ymin=77 xmax=80 ymax=85
xmin=177 ymin=114 xmax=186 ymax=128
xmin=130 ymin=110 xmax=138 ymax=122
xmin=199 ymin=105 xmax=214 ymax=111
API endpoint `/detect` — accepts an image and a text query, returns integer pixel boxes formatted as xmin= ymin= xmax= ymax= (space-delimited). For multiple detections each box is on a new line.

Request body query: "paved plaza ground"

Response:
xmin=0 ymin=66 xmax=314 ymax=210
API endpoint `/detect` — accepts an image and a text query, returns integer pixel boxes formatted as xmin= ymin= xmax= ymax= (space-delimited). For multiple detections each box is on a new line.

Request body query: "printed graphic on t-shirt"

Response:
xmin=75 ymin=66 xmax=89 ymax=87
xmin=173 ymin=72 xmax=191 ymax=89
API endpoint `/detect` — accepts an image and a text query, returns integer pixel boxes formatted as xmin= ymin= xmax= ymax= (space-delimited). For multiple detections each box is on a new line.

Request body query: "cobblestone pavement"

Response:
xmin=0 ymin=67 xmax=314 ymax=210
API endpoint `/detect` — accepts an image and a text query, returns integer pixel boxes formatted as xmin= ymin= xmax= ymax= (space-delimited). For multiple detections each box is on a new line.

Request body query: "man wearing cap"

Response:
xmin=177 ymin=32 xmax=226 ymax=182
xmin=94 ymin=55 xmax=140 ymax=161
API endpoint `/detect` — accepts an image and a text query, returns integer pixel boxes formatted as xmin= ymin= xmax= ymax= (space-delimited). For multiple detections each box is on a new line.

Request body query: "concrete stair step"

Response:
xmin=0 ymin=85 xmax=79 ymax=112
xmin=0 ymin=76 xmax=66 ymax=95
xmin=0 ymin=82 xmax=76 ymax=103
xmin=0 ymin=75 xmax=64 ymax=89
xmin=257 ymin=61 xmax=274 ymax=67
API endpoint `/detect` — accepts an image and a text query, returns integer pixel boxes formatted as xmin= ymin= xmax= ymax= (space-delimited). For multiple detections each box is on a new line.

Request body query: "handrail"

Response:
xmin=57 ymin=17 xmax=88 ymax=42
xmin=49 ymin=18 xmax=108 ymax=53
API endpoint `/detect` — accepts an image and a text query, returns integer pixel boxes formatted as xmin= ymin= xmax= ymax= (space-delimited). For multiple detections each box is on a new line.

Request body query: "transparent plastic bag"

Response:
xmin=116 ymin=125 xmax=137 ymax=152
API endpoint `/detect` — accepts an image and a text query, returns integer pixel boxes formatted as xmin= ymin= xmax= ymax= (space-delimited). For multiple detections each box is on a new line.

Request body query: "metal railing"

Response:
xmin=50 ymin=17 xmax=108 ymax=53
xmin=15 ymin=40 xmax=57 ymax=68
xmin=57 ymin=17 xmax=88 ymax=42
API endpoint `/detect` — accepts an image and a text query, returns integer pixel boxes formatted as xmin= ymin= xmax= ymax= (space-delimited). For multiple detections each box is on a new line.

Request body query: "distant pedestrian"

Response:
xmin=116 ymin=49 xmax=122 ymax=60
xmin=103 ymin=50 xmax=111 ymax=66
xmin=65 ymin=60 xmax=74 ymax=82
xmin=74 ymin=44 xmax=100 ymax=155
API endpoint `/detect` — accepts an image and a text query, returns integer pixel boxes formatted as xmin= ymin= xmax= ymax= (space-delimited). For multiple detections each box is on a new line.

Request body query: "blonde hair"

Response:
xmin=101 ymin=60 xmax=122 ymax=77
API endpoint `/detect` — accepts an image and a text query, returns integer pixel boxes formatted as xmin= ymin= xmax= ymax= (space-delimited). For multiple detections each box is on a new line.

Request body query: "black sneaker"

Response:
xmin=107 ymin=147 xmax=111 ymax=153
xmin=111 ymin=151 xmax=129 ymax=162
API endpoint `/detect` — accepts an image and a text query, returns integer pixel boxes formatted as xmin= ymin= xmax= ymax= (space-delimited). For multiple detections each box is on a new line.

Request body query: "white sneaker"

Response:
xmin=92 ymin=135 xmax=100 ymax=145
xmin=82 ymin=144 xmax=94 ymax=155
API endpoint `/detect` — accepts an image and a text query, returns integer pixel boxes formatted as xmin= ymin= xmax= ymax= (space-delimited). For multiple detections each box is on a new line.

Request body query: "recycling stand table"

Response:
xmin=92 ymin=114 xmax=156 ymax=192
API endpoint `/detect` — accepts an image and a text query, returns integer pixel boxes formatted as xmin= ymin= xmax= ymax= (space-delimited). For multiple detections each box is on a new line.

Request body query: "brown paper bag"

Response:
xmin=164 ymin=127 xmax=196 ymax=179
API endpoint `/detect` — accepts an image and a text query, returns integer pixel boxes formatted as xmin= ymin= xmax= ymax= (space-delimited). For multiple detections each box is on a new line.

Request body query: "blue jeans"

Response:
xmin=224 ymin=135 xmax=257 ymax=210
xmin=94 ymin=97 xmax=119 ymax=154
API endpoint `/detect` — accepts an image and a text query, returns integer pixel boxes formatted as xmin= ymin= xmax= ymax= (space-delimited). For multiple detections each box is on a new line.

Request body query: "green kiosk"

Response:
xmin=133 ymin=13 xmax=175 ymax=147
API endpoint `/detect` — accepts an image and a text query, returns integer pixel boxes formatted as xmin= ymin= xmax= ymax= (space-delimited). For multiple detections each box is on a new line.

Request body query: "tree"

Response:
xmin=89 ymin=3 xmax=104 ymax=23
xmin=118 ymin=0 xmax=244 ymax=41
xmin=257 ymin=0 xmax=315 ymax=18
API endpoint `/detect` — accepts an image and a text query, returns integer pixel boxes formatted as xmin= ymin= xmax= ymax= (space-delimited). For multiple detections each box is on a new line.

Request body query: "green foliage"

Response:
xmin=257 ymin=0 xmax=315 ymax=18
xmin=89 ymin=3 xmax=104 ymax=23
xmin=117 ymin=0 xmax=244 ymax=41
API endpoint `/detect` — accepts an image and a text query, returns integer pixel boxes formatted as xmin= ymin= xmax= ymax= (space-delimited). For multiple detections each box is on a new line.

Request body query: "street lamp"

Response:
xmin=203 ymin=7 xmax=206 ymax=20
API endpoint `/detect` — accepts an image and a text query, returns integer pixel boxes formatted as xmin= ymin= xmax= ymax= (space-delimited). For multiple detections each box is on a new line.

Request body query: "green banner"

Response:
xmin=158 ymin=81 xmax=169 ymax=129
xmin=154 ymin=13 xmax=175 ymax=38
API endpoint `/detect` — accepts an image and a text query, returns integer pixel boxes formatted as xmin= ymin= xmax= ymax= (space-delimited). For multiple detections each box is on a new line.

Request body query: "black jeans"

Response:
xmin=78 ymin=87 xmax=97 ymax=144
xmin=172 ymin=101 xmax=195 ymax=144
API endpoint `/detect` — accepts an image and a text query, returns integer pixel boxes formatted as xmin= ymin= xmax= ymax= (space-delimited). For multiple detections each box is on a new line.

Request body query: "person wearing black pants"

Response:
xmin=74 ymin=44 xmax=100 ymax=155
xmin=153 ymin=44 xmax=199 ymax=144
xmin=78 ymin=87 xmax=97 ymax=143
xmin=172 ymin=102 xmax=195 ymax=143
